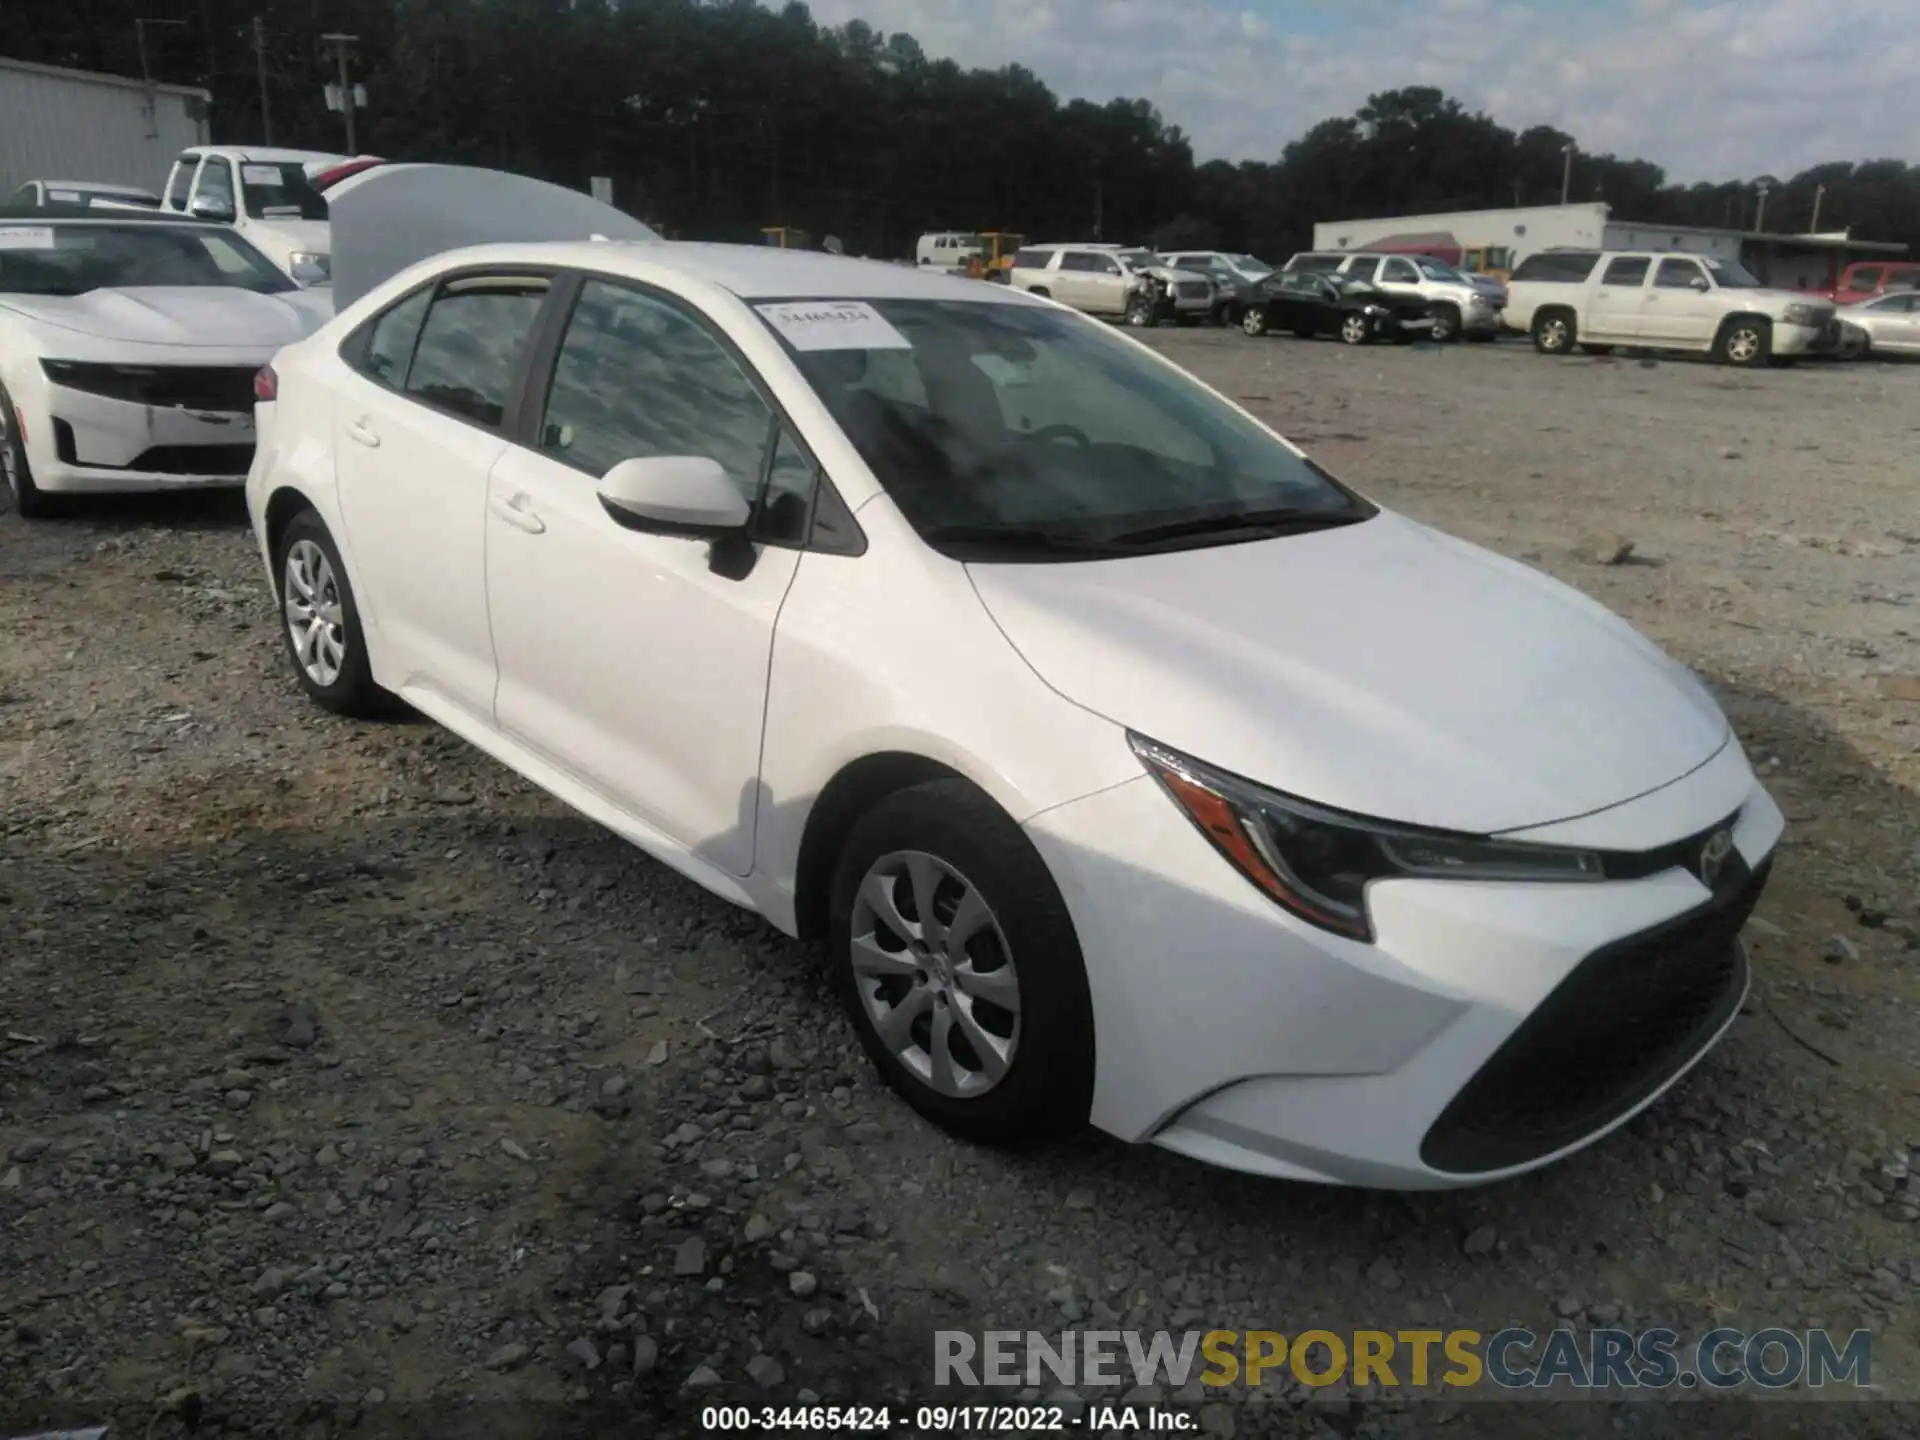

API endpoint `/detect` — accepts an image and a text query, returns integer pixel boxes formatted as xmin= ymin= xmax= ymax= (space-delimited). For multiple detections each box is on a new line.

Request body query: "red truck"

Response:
xmin=1802 ymin=259 xmax=1920 ymax=305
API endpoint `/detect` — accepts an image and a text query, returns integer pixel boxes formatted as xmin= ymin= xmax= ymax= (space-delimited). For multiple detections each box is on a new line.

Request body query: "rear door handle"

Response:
xmin=489 ymin=494 xmax=546 ymax=534
xmin=346 ymin=417 xmax=381 ymax=448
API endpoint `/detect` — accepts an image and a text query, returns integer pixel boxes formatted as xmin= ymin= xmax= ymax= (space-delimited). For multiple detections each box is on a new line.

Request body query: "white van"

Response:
xmin=159 ymin=146 xmax=349 ymax=285
xmin=916 ymin=232 xmax=985 ymax=272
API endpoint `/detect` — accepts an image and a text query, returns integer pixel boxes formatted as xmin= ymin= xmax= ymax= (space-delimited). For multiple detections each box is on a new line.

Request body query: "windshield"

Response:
xmin=762 ymin=298 xmax=1368 ymax=558
xmin=238 ymin=162 xmax=328 ymax=221
xmin=1704 ymin=258 xmax=1762 ymax=288
xmin=1416 ymin=257 xmax=1464 ymax=281
xmin=1114 ymin=249 xmax=1157 ymax=270
xmin=1229 ymin=254 xmax=1272 ymax=277
xmin=0 ymin=222 xmax=295 ymax=296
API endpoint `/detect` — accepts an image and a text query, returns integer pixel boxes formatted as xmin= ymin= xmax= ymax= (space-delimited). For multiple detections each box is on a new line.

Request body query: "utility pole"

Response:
xmin=1093 ymin=177 xmax=1103 ymax=241
xmin=134 ymin=17 xmax=186 ymax=139
xmin=320 ymin=33 xmax=360 ymax=153
xmin=1559 ymin=143 xmax=1574 ymax=206
xmin=1809 ymin=183 xmax=1825 ymax=233
xmin=1752 ymin=174 xmax=1778 ymax=234
xmin=253 ymin=16 xmax=273 ymax=144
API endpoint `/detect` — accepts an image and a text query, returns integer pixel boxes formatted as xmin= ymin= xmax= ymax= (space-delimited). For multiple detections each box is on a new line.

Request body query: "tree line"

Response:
xmin=15 ymin=0 xmax=1919 ymax=262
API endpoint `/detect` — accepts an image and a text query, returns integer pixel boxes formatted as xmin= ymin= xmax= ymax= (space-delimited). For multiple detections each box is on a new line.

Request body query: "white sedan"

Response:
xmin=246 ymin=227 xmax=1783 ymax=1188
xmin=0 ymin=212 xmax=331 ymax=516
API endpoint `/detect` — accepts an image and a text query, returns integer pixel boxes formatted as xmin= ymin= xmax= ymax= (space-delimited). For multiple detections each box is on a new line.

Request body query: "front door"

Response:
xmin=1589 ymin=255 xmax=1651 ymax=338
xmin=331 ymin=272 xmax=552 ymax=721
xmin=484 ymin=276 xmax=807 ymax=874
xmin=1641 ymin=257 xmax=1718 ymax=346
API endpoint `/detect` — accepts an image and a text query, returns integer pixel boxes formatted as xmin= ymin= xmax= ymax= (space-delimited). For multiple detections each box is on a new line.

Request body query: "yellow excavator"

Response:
xmin=761 ymin=226 xmax=812 ymax=250
xmin=965 ymin=231 xmax=1026 ymax=282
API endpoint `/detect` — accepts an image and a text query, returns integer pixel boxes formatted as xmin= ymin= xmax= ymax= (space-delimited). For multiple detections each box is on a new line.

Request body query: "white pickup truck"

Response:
xmin=1504 ymin=249 xmax=1841 ymax=367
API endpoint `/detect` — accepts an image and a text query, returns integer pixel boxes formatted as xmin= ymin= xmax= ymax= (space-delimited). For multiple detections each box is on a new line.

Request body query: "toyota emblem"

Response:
xmin=1698 ymin=829 xmax=1734 ymax=887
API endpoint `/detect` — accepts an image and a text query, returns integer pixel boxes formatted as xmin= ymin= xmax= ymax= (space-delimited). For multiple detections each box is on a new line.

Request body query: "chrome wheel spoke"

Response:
xmin=950 ymin=996 xmax=1013 ymax=1084
xmin=927 ymin=1005 xmax=963 ymax=1095
xmin=952 ymin=959 xmax=1017 ymax=1008
xmin=850 ymin=931 xmax=919 ymax=981
xmin=859 ymin=870 xmax=917 ymax=944
xmin=905 ymin=853 xmax=944 ymax=948
xmin=944 ymin=885 xmax=991 ymax=953
xmin=874 ymin=983 xmax=933 ymax=1053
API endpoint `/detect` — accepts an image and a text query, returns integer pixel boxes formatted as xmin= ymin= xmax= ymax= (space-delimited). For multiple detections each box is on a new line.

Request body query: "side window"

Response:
xmin=1058 ymin=252 xmax=1096 ymax=272
xmin=355 ymin=286 xmax=434 ymax=386
xmin=404 ymin=275 xmax=550 ymax=427
xmin=1654 ymin=258 xmax=1706 ymax=289
xmin=538 ymin=278 xmax=775 ymax=507
xmin=1381 ymin=258 xmax=1418 ymax=283
xmin=1848 ymin=268 xmax=1881 ymax=293
xmin=757 ymin=428 xmax=816 ymax=546
xmin=8 ymin=184 xmax=34 ymax=207
xmin=1601 ymin=257 xmax=1650 ymax=286
xmin=1010 ymin=248 xmax=1050 ymax=270
xmin=1095 ymin=254 xmax=1121 ymax=274
xmin=194 ymin=158 xmax=234 ymax=206
xmin=165 ymin=156 xmax=198 ymax=210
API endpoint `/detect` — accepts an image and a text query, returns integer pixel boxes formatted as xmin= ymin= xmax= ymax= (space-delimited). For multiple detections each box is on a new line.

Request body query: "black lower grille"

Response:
xmin=124 ymin=444 xmax=254 ymax=475
xmin=1421 ymin=859 xmax=1769 ymax=1175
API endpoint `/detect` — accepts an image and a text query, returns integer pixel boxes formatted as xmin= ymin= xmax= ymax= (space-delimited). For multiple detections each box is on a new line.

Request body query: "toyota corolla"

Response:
xmin=244 ymin=171 xmax=1781 ymax=1188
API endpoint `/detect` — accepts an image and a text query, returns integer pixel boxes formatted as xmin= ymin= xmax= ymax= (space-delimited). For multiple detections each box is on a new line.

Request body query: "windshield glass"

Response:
xmin=1416 ymin=257 xmax=1464 ymax=281
xmin=1114 ymin=249 xmax=1157 ymax=270
xmin=762 ymin=298 xmax=1367 ymax=558
xmin=1704 ymin=258 xmax=1762 ymax=288
xmin=0 ymin=222 xmax=295 ymax=296
xmin=238 ymin=162 xmax=327 ymax=221
xmin=1229 ymin=254 xmax=1272 ymax=277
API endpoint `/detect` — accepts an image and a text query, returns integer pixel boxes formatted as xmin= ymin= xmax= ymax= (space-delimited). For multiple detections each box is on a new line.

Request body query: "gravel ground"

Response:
xmin=2 ymin=333 xmax=1917 ymax=1440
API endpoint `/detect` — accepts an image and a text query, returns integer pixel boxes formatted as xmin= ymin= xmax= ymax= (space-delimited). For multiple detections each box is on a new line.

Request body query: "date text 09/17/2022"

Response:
xmin=699 ymin=1403 xmax=1194 ymax=1432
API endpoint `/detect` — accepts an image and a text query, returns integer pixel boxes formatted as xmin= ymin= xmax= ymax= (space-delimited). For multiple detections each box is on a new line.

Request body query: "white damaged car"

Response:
xmin=0 ymin=210 xmax=331 ymax=517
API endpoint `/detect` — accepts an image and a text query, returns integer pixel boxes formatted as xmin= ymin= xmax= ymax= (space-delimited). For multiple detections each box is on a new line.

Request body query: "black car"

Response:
xmin=1239 ymin=271 xmax=1436 ymax=344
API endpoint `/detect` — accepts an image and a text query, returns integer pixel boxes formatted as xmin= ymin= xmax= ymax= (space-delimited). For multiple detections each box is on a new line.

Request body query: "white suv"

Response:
xmin=1507 ymin=251 xmax=1840 ymax=366
xmin=1281 ymin=251 xmax=1502 ymax=341
xmin=1008 ymin=244 xmax=1213 ymax=325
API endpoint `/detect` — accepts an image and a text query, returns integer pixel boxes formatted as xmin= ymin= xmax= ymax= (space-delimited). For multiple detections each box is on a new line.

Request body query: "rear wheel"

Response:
xmin=0 ymin=384 xmax=57 ymax=519
xmin=273 ymin=508 xmax=397 ymax=718
xmin=1532 ymin=309 xmax=1575 ymax=355
xmin=1339 ymin=312 xmax=1371 ymax=345
xmin=829 ymin=780 xmax=1094 ymax=1146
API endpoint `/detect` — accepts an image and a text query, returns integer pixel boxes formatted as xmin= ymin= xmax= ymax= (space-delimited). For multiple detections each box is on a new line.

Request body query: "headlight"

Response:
xmin=1782 ymin=303 xmax=1821 ymax=326
xmin=288 ymin=251 xmax=331 ymax=279
xmin=1363 ymin=303 xmax=1389 ymax=317
xmin=1130 ymin=735 xmax=1604 ymax=941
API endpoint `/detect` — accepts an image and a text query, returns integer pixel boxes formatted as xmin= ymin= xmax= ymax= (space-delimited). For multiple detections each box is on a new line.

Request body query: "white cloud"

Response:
xmin=802 ymin=0 xmax=1920 ymax=183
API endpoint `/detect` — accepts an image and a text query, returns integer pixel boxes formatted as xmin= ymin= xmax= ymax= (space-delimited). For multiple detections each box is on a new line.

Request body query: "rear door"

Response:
xmin=1642 ymin=257 xmax=1717 ymax=346
xmin=1862 ymin=292 xmax=1920 ymax=351
xmin=1590 ymin=256 xmax=1650 ymax=338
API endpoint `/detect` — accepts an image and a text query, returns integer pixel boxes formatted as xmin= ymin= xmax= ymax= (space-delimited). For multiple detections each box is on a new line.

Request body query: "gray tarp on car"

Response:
xmin=326 ymin=164 xmax=660 ymax=312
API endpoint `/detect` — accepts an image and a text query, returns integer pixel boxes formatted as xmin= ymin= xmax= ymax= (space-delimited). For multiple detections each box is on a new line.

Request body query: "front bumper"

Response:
xmin=19 ymin=378 xmax=257 ymax=494
xmin=1771 ymin=320 xmax=1830 ymax=357
xmin=1462 ymin=303 xmax=1504 ymax=336
xmin=1024 ymin=736 xmax=1783 ymax=1188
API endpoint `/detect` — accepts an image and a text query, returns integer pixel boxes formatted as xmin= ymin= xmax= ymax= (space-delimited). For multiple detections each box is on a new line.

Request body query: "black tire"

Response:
xmin=1531 ymin=308 xmax=1575 ymax=355
xmin=829 ymin=779 xmax=1094 ymax=1147
xmin=1241 ymin=306 xmax=1269 ymax=337
xmin=1125 ymin=293 xmax=1156 ymax=328
xmin=1715 ymin=317 xmax=1771 ymax=368
xmin=1429 ymin=305 xmax=1461 ymax=343
xmin=1580 ymin=343 xmax=1614 ymax=356
xmin=1217 ymin=302 xmax=1241 ymax=329
xmin=272 ymin=507 xmax=397 ymax=718
xmin=0 ymin=384 xmax=58 ymax=519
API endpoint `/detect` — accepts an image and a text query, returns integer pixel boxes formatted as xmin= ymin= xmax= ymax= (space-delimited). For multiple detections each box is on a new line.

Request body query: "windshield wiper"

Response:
xmin=920 ymin=524 xmax=1136 ymax=556
xmin=1097 ymin=508 xmax=1367 ymax=547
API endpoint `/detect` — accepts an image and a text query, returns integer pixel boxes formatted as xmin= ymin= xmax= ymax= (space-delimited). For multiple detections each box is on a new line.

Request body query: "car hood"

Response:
xmin=968 ymin=511 xmax=1730 ymax=834
xmin=0 ymin=286 xmax=330 ymax=346
xmin=243 ymin=216 xmax=331 ymax=255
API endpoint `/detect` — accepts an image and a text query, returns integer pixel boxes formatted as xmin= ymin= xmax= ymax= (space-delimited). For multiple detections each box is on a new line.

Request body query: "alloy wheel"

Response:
xmin=1241 ymin=308 xmax=1267 ymax=336
xmin=1341 ymin=314 xmax=1369 ymax=344
xmin=1726 ymin=326 xmax=1763 ymax=364
xmin=283 ymin=539 xmax=347 ymax=687
xmin=1540 ymin=317 xmax=1570 ymax=352
xmin=848 ymin=849 xmax=1021 ymax=1099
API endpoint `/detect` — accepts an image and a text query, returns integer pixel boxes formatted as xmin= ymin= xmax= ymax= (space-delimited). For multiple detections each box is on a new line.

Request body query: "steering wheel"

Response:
xmin=1021 ymin=423 xmax=1091 ymax=448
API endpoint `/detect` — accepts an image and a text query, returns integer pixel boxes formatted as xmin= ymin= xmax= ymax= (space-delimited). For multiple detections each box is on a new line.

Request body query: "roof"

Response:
xmin=398 ymin=239 xmax=1045 ymax=305
xmin=0 ymin=54 xmax=209 ymax=101
xmin=182 ymin=146 xmax=349 ymax=165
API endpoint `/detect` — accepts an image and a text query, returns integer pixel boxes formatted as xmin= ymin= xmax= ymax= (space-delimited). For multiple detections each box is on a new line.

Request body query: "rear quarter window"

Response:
xmin=1511 ymin=251 xmax=1602 ymax=283
xmin=1010 ymin=248 xmax=1053 ymax=270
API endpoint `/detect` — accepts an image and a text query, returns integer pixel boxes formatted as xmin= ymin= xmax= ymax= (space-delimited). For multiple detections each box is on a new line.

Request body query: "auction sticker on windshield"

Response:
xmin=0 ymin=226 xmax=55 ymax=250
xmin=241 ymin=165 xmax=286 ymax=186
xmin=755 ymin=300 xmax=912 ymax=351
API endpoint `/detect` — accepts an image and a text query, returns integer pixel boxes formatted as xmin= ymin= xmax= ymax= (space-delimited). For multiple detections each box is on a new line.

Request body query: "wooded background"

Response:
xmin=17 ymin=0 xmax=1919 ymax=259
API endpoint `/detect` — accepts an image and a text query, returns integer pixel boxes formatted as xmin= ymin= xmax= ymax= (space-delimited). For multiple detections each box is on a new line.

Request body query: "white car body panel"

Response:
xmin=246 ymin=202 xmax=1783 ymax=1188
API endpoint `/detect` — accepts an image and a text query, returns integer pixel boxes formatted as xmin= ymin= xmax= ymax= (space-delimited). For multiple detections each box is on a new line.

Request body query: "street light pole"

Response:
xmin=253 ymin=15 xmax=273 ymax=144
xmin=320 ymin=32 xmax=359 ymax=154
xmin=1559 ymin=143 xmax=1574 ymax=205
xmin=1752 ymin=174 xmax=1779 ymax=234
xmin=134 ymin=17 xmax=186 ymax=139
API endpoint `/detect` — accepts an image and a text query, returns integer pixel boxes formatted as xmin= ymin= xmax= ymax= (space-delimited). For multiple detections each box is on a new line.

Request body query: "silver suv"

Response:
xmin=1281 ymin=251 xmax=1503 ymax=342
xmin=1008 ymin=244 xmax=1214 ymax=326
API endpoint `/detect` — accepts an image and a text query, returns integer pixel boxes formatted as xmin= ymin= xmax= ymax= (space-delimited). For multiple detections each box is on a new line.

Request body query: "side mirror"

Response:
xmin=1689 ymin=276 xmax=1710 ymax=292
xmin=597 ymin=455 xmax=749 ymax=538
xmin=288 ymin=256 xmax=328 ymax=285
xmin=188 ymin=195 xmax=235 ymax=222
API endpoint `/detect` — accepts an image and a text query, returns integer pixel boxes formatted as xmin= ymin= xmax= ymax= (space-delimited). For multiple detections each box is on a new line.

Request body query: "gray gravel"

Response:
xmin=1 ymin=333 xmax=1916 ymax=1438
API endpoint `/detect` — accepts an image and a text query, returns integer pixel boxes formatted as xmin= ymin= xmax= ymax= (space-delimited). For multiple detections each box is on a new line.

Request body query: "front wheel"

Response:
xmin=1532 ymin=309 xmax=1575 ymax=355
xmin=1125 ymin=293 xmax=1156 ymax=328
xmin=829 ymin=780 xmax=1094 ymax=1146
xmin=1716 ymin=318 xmax=1771 ymax=367
xmin=274 ymin=509 xmax=397 ymax=717
xmin=1429 ymin=306 xmax=1460 ymax=343
xmin=0 ymin=384 xmax=58 ymax=518
xmin=1241 ymin=306 xmax=1269 ymax=337
xmin=1339 ymin=313 xmax=1371 ymax=345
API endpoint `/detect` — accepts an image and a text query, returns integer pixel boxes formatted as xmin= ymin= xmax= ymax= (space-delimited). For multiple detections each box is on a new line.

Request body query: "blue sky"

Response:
xmin=806 ymin=0 xmax=1919 ymax=184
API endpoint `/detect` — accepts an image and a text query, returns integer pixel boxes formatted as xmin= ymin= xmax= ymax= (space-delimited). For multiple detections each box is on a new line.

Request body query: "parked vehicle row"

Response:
xmin=1237 ymin=271 xmax=1436 ymax=344
xmin=1006 ymin=242 xmax=1214 ymax=326
xmin=1504 ymin=249 xmax=1842 ymax=367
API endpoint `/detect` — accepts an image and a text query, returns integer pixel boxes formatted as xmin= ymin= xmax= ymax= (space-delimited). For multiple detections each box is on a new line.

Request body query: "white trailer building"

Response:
xmin=1311 ymin=201 xmax=1906 ymax=290
xmin=0 ymin=56 xmax=211 ymax=197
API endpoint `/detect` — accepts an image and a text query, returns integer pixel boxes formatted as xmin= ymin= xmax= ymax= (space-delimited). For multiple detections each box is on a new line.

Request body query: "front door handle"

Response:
xmin=489 ymin=494 xmax=546 ymax=534
xmin=346 ymin=417 xmax=381 ymax=448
